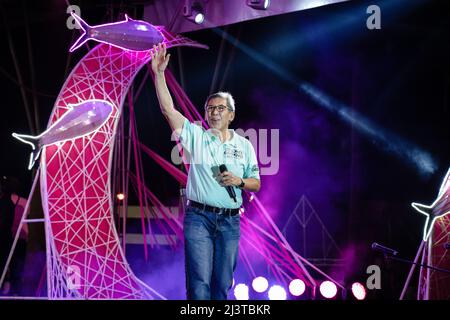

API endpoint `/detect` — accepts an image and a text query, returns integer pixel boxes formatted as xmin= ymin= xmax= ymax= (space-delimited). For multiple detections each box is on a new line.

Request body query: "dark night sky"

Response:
xmin=0 ymin=0 xmax=449 ymax=298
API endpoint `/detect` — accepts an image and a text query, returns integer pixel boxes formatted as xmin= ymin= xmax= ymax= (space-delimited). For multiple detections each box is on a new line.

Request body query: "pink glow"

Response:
xmin=139 ymin=142 xmax=187 ymax=185
xmin=351 ymin=282 xmax=366 ymax=300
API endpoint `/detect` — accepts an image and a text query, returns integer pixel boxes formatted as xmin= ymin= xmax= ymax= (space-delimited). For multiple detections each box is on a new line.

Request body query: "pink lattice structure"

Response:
xmin=40 ymin=28 xmax=207 ymax=299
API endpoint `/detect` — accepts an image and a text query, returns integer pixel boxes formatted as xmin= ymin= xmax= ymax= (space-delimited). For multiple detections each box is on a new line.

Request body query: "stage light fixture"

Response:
xmin=351 ymin=282 xmax=367 ymax=300
xmin=289 ymin=279 xmax=306 ymax=297
xmin=268 ymin=285 xmax=287 ymax=300
xmin=247 ymin=0 xmax=270 ymax=10
xmin=319 ymin=281 xmax=338 ymax=299
xmin=183 ymin=1 xmax=205 ymax=24
xmin=252 ymin=276 xmax=269 ymax=293
xmin=116 ymin=193 xmax=125 ymax=201
xmin=234 ymin=283 xmax=250 ymax=300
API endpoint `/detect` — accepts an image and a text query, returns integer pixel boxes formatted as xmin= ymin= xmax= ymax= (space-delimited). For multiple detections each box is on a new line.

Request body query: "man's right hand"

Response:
xmin=151 ymin=43 xmax=171 ymax=75
xmin=150 ymin=42 xmax=186 ymax=135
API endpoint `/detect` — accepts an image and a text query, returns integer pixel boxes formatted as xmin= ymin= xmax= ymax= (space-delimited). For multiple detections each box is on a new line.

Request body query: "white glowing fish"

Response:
xmin=12 ymin=99 xmax=114 ymax=170
xmin=412 ymin=167 xmax=450 ymax=241
xmin=69 ymin=13 xmax=164 ymax=52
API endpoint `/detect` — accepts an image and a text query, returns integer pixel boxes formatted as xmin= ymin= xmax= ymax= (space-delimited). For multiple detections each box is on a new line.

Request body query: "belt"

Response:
xmin=187 ymin=200 xmax=240 ymax=216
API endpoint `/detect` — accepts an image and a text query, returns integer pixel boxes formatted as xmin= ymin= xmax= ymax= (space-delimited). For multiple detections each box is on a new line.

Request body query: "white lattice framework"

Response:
xmin=417 ymin=218 xmax=450 ymax=300
xmin=40 ymin=28 xmax=206 ymax=299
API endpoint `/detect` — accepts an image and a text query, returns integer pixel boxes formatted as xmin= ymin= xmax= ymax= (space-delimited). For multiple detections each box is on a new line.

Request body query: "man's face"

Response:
xmin=205 ymin=97 xmax=235 ymax=131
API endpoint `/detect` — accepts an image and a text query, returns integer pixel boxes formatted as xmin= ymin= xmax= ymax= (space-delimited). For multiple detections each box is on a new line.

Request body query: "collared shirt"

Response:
xmin=178 ymin=119 xmax=260 ymax=209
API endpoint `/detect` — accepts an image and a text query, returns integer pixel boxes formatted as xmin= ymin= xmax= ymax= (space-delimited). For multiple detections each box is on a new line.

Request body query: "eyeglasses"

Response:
xmin=205 ymin=105 xmax=231 ymax=113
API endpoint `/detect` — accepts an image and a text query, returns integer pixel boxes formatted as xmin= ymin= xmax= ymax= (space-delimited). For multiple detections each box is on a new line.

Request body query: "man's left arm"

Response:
xmin=239 ymin=177 xmax=260 ymax=192
xmin=218 ymin=174 xmax=260 ymax=192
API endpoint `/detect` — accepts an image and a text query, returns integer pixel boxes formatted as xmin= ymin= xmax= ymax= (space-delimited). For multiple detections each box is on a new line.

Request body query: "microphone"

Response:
xmin=371 ymin=242 xmax=398 ymax=256
xmin=219 ymin=164 xmax=237 ymax=203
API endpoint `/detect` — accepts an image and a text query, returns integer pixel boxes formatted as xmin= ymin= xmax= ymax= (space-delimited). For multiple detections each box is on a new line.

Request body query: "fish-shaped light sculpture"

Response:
xmin=12 ymin=99 xmax=114 ymax=170
xmin=69 ymin=13 xmax=164 ymax=52
xmin=412 ymin=167 xmax=450 ymax=241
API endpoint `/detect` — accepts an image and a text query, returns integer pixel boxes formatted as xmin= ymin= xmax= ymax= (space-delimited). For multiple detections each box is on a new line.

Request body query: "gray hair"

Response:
xmin=204 ymin=91 xmax=235 ymax=112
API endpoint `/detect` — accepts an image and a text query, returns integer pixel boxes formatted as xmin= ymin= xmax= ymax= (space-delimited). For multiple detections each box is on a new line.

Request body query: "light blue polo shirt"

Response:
xmin=178 ymin=118 xmax=260 ymax=209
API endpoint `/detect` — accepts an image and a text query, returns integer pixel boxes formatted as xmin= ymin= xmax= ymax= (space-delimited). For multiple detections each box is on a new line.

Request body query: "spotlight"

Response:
xmin=289 ymin=279 xmax=306 ymax=297
xmin=319 ymin=281 xmax=338 ymax=299
xmin=252 ymin=276 xmax=269 ymax=293
xmin=247 ymin=0 xmax=270 ymax=10
xmin=351 ymin=282 xmax=367 ymax=300
xmin=268 ymin=285 xmax=287 ymax=300
xmin=234 ymin=283 xmax=249 ymax=300
xmin=183 ymin=1 xmax=205 ymax=24
xmin=116 ymin=193 xmax=125 ymax=201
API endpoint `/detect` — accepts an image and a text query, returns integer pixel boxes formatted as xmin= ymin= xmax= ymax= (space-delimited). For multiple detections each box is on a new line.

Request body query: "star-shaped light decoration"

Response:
xmin=412 ymin=167 xmax=450 ymax=241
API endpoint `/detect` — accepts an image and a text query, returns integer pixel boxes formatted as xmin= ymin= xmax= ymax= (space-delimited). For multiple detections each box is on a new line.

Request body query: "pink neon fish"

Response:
xmin=69 ymin=13 xmax=164 ymax=52
xmin=12 ymin=100 xmax=113 ymax=170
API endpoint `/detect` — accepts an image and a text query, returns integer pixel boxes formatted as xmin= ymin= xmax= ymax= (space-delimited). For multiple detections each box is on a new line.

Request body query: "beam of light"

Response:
xmin=209 ymin=25 xmax=438 ymax=178
xmin=300 ymin=83 xmax=438 ymax=177
xmin=266 ymin=0 xmax=424 ymax=56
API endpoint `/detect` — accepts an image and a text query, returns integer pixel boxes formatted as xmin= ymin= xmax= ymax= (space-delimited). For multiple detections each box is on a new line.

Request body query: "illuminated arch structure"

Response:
xmin=401 ymin=169 xmax=450 ymax=300
xmin=421 ymin=169 xmax=450 ymax=300
xmin=39 ymin=28 xmax=206 ymax=299
xmin=425 ymin=218 xmax=450 ymax=299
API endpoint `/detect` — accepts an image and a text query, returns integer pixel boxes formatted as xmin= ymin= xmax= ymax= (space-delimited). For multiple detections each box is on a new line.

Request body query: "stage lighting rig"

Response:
xmin=247 ymin=0 xmax=271 ymax=10
xmin=183 ymin=0 xmax=205 ymax=24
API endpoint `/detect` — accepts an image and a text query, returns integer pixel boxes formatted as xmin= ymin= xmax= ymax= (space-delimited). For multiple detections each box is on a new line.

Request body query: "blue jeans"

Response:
xmin=183 ymin=205 xmax=241 ymax=300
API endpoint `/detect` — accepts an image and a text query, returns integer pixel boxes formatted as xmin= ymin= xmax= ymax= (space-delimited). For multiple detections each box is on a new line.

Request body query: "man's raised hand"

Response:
xmin=150 ymin=43 xmax=170 ymax=74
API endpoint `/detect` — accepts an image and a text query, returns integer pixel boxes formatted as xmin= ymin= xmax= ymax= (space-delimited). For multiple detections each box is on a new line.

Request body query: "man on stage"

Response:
xmin=150 ymin=43 xmax=261 ymax=300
